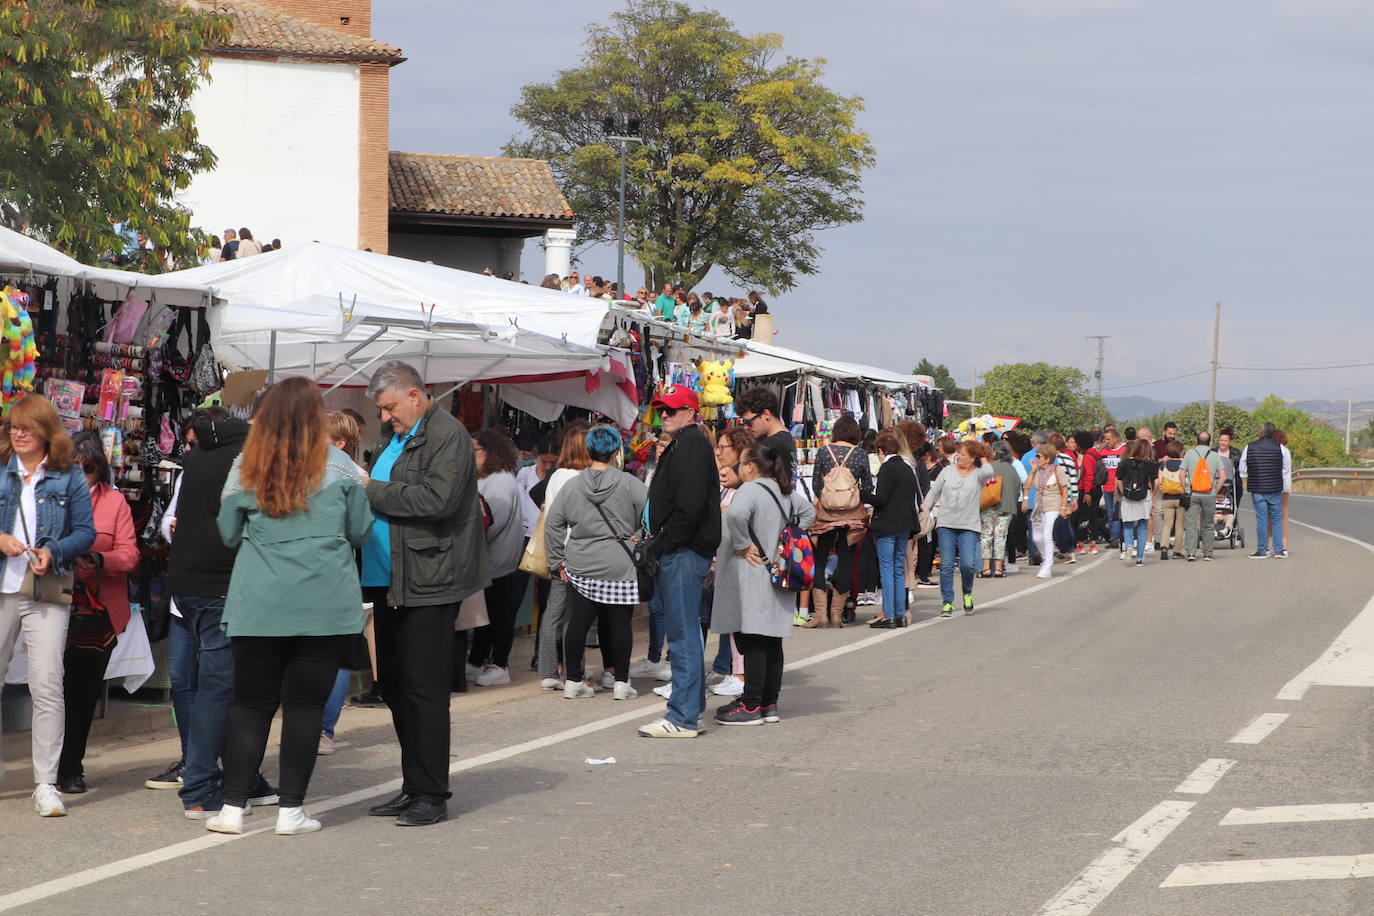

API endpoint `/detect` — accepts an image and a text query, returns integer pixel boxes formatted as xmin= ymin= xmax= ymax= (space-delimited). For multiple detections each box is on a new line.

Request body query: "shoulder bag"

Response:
xmin=518 ymin=505 xmax=552 ymax=579
xmin=587 ymin=485 xmax=654 ymax=602
xmin=18 ymin=502 xmax=75 ymax=606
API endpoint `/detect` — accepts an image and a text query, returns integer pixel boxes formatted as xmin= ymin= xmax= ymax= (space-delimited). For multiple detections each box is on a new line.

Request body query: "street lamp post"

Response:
xmin=602 ymin=117 xmax=641 ymax=297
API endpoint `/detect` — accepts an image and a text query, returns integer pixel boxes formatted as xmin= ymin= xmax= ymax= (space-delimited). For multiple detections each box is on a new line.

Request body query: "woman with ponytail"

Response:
xmin=709 ymin=444 xmax=815 ymax=726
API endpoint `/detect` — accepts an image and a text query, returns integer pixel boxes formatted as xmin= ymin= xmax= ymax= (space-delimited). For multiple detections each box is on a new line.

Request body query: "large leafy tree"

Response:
xmin=0 ymin=0 xmax=230 ymax=267
xmin=1160 ymin=402 xmax=1257 ymax=445
xmin=505 ymin=0 xmax=874 ymax=292
xmin=977 ymin=362 xmax=1110 ymax=432
xmin=1251 ymin=395 xmax=1356 ymax=468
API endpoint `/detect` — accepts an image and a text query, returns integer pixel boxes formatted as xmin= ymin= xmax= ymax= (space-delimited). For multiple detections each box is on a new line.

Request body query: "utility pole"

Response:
xmin=1087 ymin=336 xmax=1110 ymax=423
xmin=1206 ymin=303 xmax=1221 ymax=438
xmin=1346 ymin=387 xmax=1353 ymax=454
xmin=601 ymin=117 xmax=642 ymax=297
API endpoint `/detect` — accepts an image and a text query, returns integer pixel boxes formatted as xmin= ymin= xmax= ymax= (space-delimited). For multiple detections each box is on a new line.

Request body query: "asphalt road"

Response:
xmin=1 ymin=497 xmax=1371 ymax=915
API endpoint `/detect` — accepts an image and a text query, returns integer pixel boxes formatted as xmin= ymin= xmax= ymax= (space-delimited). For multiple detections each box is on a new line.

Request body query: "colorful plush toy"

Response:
xmin=0 ymin=287 xmax=38 ymax=416
xmin=696 ymin=358 xmax=734 ymax=408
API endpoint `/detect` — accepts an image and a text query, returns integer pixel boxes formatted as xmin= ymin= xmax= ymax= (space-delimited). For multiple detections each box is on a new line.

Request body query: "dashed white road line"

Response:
xmin=1161 ymin=854 xmax=1374 ymax=887
xmin=1174 ymin=758 xmax=1237 ymax=795
xmin=1037 ymin=801 xmax=1195 ymax=916
xmin=1219 ymin=802 xmax=1374 ymax=826
xmin=1227 ymin=712 xmax=1290 ymax=744
xmin=0 ymin=554 xmax=1110 ymax=912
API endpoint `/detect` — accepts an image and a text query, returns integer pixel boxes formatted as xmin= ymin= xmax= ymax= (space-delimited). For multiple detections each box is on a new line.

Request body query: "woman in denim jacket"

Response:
xmin=0 ymin=394 xmax=96 ymax=817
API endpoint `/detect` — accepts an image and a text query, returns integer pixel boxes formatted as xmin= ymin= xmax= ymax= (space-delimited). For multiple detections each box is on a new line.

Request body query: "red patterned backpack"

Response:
xmin=750 ymin=484 xmax=816 ymax=592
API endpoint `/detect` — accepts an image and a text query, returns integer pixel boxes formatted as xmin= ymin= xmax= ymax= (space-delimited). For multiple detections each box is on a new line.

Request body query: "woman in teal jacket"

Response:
xmin=206 ymin=377 xmax=371 ymax=838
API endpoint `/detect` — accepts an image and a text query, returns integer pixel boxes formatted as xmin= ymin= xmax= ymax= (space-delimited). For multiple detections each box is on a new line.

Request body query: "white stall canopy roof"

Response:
xmin=0 ymin=225 xmax=89 ymax=278
xmin=84 ymin=242 xmax=608 ymax=348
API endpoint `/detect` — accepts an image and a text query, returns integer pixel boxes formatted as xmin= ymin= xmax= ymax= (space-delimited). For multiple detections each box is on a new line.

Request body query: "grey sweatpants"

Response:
xmin=1183 ymin=493 xmax=1217 ymax=557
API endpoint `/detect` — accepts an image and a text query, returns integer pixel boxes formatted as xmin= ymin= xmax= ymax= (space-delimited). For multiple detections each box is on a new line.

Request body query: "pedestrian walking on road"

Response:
xmin=638 ymin=385 xmax=720 ymax=739
xmin=362 ymin=361 xmax=491 ymax=826
xmin=1182 ymin=432 xmax=1226 ymax=562
xmin=927 ymin=440 xmax=994 ymax=617
xmin=861 ymin=430 xmax=918 ymax=628
xmin=1023 ymin=444 xmax=1071 ymax=577
xmin=545 ymin=426 xmax=647 ymax=701
xmin=808 ymin=415 xmax=870 ymax=627
xmin=980 ymin=441 xmax=1020 ymax=578
xmin=207 ymin=377 xmax=371 ymax=837
xmin=467 ymin=429 xmax=530 ymax=688
xmin=1156 ymin=441 xmax=1187 ymax=559
xmin=1240 ymin=423 xmax=1289 ymax=559
xmin=0 ymin=395 xmax=95 ymax=817
xmin=1115 ymin=439 xmax=1157 ymax=566
xmin=711 ymin=444 xmax=815 ymax=726
xmin=534 ymin=421 xmax=591 ymax=691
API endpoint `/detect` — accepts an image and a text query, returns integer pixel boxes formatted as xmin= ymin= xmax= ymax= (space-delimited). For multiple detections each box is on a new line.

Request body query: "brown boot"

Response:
xmin=804 ymin=589 xmax=826 ymax=628
xmin=826 ymin=587 xmax=843 ymax=628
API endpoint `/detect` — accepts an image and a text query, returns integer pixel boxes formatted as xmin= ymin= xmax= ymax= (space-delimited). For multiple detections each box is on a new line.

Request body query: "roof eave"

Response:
xmin=211 ymin=46 xmax=406 ymax=65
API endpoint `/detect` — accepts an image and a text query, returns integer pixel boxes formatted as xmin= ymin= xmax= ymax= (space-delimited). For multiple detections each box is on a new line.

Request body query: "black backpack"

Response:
xmin=1119 ymin=460 xmax=1150 ymax=501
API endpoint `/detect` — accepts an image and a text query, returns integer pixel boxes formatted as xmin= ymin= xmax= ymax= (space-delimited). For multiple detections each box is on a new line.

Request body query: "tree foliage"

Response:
xmin=0 ymin=0 xmax=229 ymax=266
xmin=976 ymin=362 xmax=1109 ymax=432
xmin=1134 ymin=397 xmax=1355 ymax=468
xmin=1155 ymin=402 xmax=1257 ymax=445
xmin=505 ymin=0 xmax=874 ymax=292
xmin=913 ymin=358 xmax=968 ymax=400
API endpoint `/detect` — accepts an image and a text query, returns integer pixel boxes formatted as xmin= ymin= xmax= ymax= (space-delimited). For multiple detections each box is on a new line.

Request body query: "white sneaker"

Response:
xmin=275 ymin=806 xmax=322 ymax=835
xmin=637 ymin=717 xmax=699 ymax=738
xmin=465 ymin=662 xmax=484 ymax=680
xmin=599 ymin=671 xmax=615 ymax=690
xmin=711 ymin=675 xmax=744 ymax=697
xmin=475 ymin=664 xmax=511 ymax=687
xmin=652 ymin=682 xmax=672 ymax=699
xmin=32 ymin=784 xmax=66 ymax=817
xmin=540 ymin=677 xmax=565 ymax=690
xmin=564 ymin=681 xmax=596 ymax=699
xmin=1145 ymin=543 xmax=1155 ymax=553
xmin=206 ymin=803 xmax=247 ymax=834
xmin=613 ymin=681 xmax=638 ymax=700
xmin=1036 ymin=569 xmax=1052 ymax=579
xmin=629 ymin=658 xmax=667 ymax=679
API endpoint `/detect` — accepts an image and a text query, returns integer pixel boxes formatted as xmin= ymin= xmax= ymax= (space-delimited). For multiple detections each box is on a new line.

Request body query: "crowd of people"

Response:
xmin=538 ymin=272 xmax=773 ymax=339
xmin=0 ymin=366 xmax=1296 ymax=828
xmin=205 ymin=227 xmax=282 ymax=264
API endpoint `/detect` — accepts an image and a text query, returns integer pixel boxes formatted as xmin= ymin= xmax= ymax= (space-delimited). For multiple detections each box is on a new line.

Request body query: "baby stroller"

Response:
xmin=1214 ymin=481 xmax=1245 ymax=549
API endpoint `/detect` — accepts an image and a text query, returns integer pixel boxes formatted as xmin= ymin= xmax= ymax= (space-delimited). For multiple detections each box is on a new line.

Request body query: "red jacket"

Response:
xmin=77 ymin=484 xmax=139 ymax=635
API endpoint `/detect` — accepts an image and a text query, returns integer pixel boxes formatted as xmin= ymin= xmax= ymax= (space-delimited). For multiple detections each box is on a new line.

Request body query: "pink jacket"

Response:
xmin=77 ymin=484 xmax=139 ymax=635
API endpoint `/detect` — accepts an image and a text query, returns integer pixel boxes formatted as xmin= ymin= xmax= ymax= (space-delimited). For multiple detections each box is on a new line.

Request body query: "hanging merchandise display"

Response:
xmin=0 ymin=287 xmax=39 ymax=415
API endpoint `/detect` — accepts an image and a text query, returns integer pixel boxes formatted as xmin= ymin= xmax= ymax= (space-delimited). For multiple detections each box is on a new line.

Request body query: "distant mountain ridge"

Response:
xmin=1107 ymin=395 xmax=1374 ymax=429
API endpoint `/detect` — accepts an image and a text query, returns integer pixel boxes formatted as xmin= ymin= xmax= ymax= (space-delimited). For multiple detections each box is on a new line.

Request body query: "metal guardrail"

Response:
xmin=1293 ymin=468 xmax=1372 ymax=480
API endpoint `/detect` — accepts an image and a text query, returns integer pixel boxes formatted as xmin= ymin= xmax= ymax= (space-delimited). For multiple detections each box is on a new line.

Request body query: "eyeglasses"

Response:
xmin=5 ymin=424 xmax=38 ymax=438
xmin=740 ymin=414 xmax=760 ymax=426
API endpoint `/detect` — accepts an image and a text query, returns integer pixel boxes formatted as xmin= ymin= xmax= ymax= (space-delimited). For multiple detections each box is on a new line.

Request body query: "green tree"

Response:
xmin=913 ymin=358 xmax=968 ymax=399
xmin=0 ymin=0 xmax=229 ymax=266
xmin=1163 ymin=402 xmax=1258 ymax=446
xmin=1251 ymin=394 xmax=1356 ymax=468
xmin=505 ymin=0 xmax=875 ymax=292
xmin=976 ymin=362 xmax=1109 ymax=432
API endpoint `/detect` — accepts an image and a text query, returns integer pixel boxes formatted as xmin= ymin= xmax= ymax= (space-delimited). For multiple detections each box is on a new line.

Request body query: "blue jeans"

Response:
xmin=1102 ymin=492 xmax=1122 ymax=543
xmin=175 ymin=595 xmax=234 ymax=810
xmin=658 ymin=549 xmax=711 ymax=729
xmin=647 ymin=590 xmax=665 ymax=663
xmin=321 ymin=668 xmax=350 ymax=738
xmin=875 ymin=534 xmax=907 ymax=619
xmin=167 ymin=611 xmax=198 ymax=756
xmin=937 ymin=527 xmax=980 ymax=606
xmin=1122 ymin=519 xmax=1148 ymax=559
xmin=1252 ymin=492 xmax=1284 ymax=553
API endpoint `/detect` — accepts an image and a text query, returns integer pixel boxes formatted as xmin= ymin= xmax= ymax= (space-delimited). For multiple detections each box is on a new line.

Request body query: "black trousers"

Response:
xmin=563 ymin=587 xmax=631 ymax=684
xmin=222 ymin=634 xmax=351 ymax=808
xmin=734 ymin=632 xmax=784 ymax=708
xmin=813 ymin=529 xmax=857 ymax=594
xmin=371 ymin=588 xmax=460 ymax=802
xmin=468 ymin=571 xmax=529 ymax=669
xmin=57 ymin=642 xmax=115 ymax=780
xmin=859 ymin=533 xmax=879 ymax=590
xmin=915 ymin=533 xmax=935 ymax=580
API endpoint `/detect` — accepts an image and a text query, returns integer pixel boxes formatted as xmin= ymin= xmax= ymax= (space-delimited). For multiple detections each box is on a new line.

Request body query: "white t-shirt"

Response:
xmin=3 ymin=460 xmax=45 ymax=594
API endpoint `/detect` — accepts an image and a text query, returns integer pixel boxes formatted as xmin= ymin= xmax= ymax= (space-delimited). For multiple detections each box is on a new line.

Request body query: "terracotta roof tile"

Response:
xmin=192 ymin=0 xmax=403 ymax=62
xmin=388 ymin=152 xmax=574 ymax=221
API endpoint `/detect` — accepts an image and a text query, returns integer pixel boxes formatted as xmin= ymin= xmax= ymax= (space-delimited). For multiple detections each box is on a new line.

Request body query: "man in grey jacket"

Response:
xmin=361 ymin=361 xmax=491 ymax=827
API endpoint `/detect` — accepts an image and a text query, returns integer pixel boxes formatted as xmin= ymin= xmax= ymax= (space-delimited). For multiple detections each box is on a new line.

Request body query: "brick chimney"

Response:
xmin=256 ymin=0 xmax=371 ymax=39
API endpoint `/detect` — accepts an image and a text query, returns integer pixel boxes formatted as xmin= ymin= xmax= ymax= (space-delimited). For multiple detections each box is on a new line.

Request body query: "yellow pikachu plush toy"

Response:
xmin=696 ymin=359 xmax=734 ymax=407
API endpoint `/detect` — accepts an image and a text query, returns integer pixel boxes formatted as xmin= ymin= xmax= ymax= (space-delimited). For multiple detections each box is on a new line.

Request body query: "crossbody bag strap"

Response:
xmin=746 ymin=482 xmax=794 ymax=558
xmin=590 ymin=500 xmax=637 ymax=566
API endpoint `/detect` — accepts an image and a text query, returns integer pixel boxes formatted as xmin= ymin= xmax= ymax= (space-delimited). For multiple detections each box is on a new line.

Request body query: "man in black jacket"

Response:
xmin=1239 ymin=422 xmax=1289 ymax=558
xmin=168 ymin=414 xmax=275 ymax=818
xmin=637 ymin=386 xmax=720 ymax=739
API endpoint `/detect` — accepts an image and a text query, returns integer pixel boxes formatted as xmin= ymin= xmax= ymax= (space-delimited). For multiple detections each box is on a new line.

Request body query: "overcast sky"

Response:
xmin=377 ymin=0 xmax=1374 ymax=404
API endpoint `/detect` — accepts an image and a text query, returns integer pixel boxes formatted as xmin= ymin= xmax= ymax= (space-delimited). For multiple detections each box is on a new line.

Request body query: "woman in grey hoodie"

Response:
xmin=545 ymin=427 xmax=648 ymax=700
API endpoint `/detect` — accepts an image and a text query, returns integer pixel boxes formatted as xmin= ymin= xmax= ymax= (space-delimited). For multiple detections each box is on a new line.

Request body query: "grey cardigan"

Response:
xmin=545 ymin=467 xmax=648 ymax=581
xmin=710 ymin=479 xmax=816 ymax=639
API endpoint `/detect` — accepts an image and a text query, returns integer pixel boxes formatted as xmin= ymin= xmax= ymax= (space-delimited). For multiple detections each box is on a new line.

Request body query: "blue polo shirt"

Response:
xmin=361 ymin=419 xmax=422 ymax=588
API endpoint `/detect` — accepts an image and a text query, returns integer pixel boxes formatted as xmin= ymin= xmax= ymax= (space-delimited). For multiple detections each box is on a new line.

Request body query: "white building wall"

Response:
xmin=184 ymin=57 xmax=360 ymax=249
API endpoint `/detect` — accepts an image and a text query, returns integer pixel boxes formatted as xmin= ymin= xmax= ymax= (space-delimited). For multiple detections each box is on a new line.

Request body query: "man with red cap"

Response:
xmin=636 ymin=386 xmax=721 ymax=738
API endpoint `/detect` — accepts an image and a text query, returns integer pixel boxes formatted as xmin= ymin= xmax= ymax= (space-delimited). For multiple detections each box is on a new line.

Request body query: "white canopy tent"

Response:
xmin=0 ymin=225 xmax=90 ymax=278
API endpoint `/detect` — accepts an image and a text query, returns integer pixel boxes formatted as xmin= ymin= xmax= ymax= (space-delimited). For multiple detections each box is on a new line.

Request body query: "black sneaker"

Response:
xmin=1248 ymin=551 xmax=1268 ymax=559
xmin=714 ymin=700 xmax=764 ymax=726
xmin=1160 ymin=549 xmax=1170 ymax=561
xmin=760 ymin=703 xmax=780 ymax=724
xmin=144 ymin=759 xmax=185 ymax=790
xmin=868 ymin=616 xmax=894 ymax=629
xmin=894 ymin=615 xmax=909 ymax=628
xmin=58 ymin=774 xmax=87 ymax=794
xmin=915 ymin=578 xmax=938 ymax=589
xmin=1274 ymin=550 xmax=1288 ymax=558
xmin=350 ymin=685 xmax=385 ymax=707
xmin=1186 ymin=555 xmax=1196 ymax=562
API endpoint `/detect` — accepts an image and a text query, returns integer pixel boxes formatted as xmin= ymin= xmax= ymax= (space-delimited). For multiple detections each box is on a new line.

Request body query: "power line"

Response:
xmin=1099 ymin=367 xmax=1212 ymax=392
xmin=1221 ymin=360 xmax=1374 ymax=372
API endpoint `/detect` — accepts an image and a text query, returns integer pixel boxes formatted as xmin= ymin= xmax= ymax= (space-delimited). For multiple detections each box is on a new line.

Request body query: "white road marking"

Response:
xmin=1290 ymin=493 xmax=1374 ymax=505
xmin=1228 ymin=712 xmax=1290 ymax=744
xmin=1219 ymin=802 xmax=1374 ymax=826
xmin=1174 ymin=758 xmax=1237 ymax=795
xmin=1161 ymin=854 xmax=1374 ymax=887
xmin=0 ymin=554 xmax=1109 ymax=912
xmin=1037 ymin=801 xmax=1195 ymax=915
xmin=1276 ymin=519 xmax=1374 ymax=699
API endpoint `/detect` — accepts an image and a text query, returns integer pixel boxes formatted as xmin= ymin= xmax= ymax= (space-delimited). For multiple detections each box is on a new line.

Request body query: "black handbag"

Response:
xmin=589 ymin=499 xmax=655 ymax=603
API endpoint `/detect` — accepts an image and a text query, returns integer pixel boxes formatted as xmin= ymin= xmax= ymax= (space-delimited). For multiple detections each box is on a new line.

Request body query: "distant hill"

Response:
xmin=1107 ymin=395 xmax=1374 ymax=430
